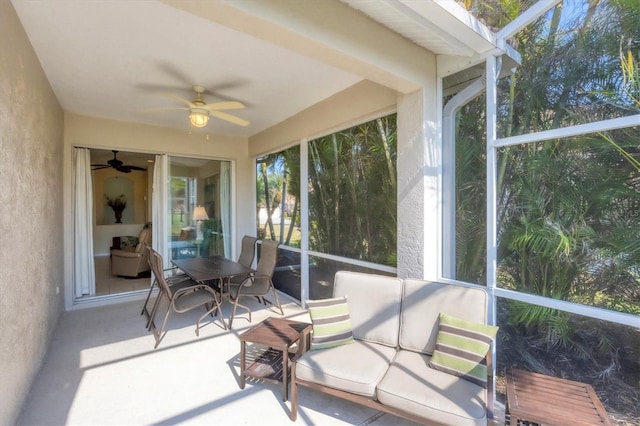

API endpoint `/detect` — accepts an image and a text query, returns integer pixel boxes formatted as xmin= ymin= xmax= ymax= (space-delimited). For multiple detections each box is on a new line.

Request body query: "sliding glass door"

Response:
xmin=76 ymin=149 xmax=232 ymax=302
xmin=167 ymin=156 xmax=231 ymax=264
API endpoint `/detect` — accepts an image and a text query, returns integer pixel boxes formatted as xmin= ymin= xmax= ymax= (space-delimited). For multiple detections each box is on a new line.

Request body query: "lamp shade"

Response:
xmin=192 ymin=206 xmax=209 ymax=221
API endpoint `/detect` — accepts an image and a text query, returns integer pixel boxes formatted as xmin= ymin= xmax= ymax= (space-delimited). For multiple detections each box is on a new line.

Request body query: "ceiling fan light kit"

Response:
xmin=189 ymin=86 xmax=210 ymax=128
xmin=151 ymin=85 xmax=249 ymax=129
xmin=189 ymin=108 xmax=209 ymax=128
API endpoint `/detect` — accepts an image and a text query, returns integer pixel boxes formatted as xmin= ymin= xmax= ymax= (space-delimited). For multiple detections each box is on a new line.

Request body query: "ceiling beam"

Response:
xmin=162 ymin=0 xmax=437 ymax=93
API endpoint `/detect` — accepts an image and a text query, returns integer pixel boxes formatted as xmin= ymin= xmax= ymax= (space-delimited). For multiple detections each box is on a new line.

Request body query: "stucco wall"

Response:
xmin=0 ymin=2 xmax=65 ymax=424
xmin=397 ymin=86 xmax=440 ymax=280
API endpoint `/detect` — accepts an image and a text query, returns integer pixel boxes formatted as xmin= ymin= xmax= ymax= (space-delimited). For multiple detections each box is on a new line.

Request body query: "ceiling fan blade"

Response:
xmin=91 ymin=165 xmax=111 ymax=170
xmin=210 ymin=110 xmax=250 ymax=127
xmin=160 ymin=93 xmax=194 ymax=107
xmin=204 ymin=101 xmax=246 ymax=111
xmin=126 ymin=165 xmax=147 ymax=171
xmin=142 ymin=107 xmax=189 ymax=113
xmin=115 ymin=166 xmax=132 ymax=173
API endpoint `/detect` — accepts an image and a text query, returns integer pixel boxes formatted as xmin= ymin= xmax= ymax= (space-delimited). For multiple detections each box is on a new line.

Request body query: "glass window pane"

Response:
xmin=448 ymin=93 xmax=487 ymax=285
xmin=496 ymin=129 xmax=640 ymax=315
xmin=272 ymin=248 xmax=301 ymax=300
xmin=309 ymin=255 xmax=395 ymax=300
xmin=497 ymin=0 xmax=640 ymax=138
xmin=256 ymin=146 xmax=301 ymax=248
xmin=308 ymin=114 xmax=397 ymax=267
xmin=169 ymin=157 xmax=230 ymax=261
xmin=496 ymin=298 xmax=639 ymax=424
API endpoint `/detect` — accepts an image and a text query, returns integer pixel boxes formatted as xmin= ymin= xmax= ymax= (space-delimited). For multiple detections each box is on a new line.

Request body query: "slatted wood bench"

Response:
xmin=506 ymin=369 xmax=612 ymax=426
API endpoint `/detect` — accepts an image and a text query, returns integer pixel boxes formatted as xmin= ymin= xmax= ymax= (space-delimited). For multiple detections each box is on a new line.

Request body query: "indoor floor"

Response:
xmin=94 ymin=255 xmax=150 ymax=296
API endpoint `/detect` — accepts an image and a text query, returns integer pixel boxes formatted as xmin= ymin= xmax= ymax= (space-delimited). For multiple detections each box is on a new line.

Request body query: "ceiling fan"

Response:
xmin=150 ymin=85 xmax=250 ymax=128
xmin=92 ymin=150 xmax=146 ymax=173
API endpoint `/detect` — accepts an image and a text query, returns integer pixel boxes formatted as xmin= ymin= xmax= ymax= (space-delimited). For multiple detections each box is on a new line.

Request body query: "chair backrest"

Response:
xmin=148 ymin=248 xmax=174 ymax=299
xmin=135 ymin=227 xmax=152 ymax=253
xmin=256 ymin=240 xmax=279 ymax=276
xmin=248 ymin=240 xmax=279 ymax=291
xmin=237 ymin=235 xmax=257 ymax=268
xmin=144 ymin=243 xmax=153 ymax=270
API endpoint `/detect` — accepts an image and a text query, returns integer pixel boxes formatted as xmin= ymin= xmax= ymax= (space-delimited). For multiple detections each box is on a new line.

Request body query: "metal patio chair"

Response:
xmin=221 ymin=235 xmax=257 ymax=298
xmin=228 ymin=239 xmax=283 ymax=328
xmin=147 ymin=247 xmax=226 ymax=348
xmin=140 ymin=244 xmax=191 ymax=330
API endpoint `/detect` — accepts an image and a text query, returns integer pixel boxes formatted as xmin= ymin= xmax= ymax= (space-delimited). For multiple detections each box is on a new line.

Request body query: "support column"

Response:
xmin=397 ymin=82 xmax=439 ymax=280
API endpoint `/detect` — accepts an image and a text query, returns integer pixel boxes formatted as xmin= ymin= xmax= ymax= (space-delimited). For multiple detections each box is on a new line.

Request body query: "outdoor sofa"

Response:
xmin=290 ymin=271 xmax=496 ymax=425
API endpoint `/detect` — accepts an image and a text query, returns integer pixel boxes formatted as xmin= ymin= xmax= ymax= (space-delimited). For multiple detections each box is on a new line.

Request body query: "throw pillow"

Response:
xmin=307 ymin=296 xmax=355 ymax=350
xmin=429 ymin=312 xmax=499 ymax=387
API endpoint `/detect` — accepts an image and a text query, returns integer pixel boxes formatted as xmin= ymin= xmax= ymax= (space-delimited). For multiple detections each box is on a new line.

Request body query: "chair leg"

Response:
xmin=210 ymin=295 xmax=227 ymax=330
xmin=290 ymin=363 xmax=298 ymax=421
xmin=261 ymin=284 xmax=284 ymax=316
xmin=146 ymin=290 xmax=165 ymax=330
xmin=196 ymin=298 xmax=227 ymax=335
xmin=271 ymin=286 xmax=284 ymax=316
xmin=153 ymin=305 xmax=173 ymax=349
xmin=141 ymin=280 xmax=156 ymax=315
xmin=229 ymin=295 xmax=251 ymax=329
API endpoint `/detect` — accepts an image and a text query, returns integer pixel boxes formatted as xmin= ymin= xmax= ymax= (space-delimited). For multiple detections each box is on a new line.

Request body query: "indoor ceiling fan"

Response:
xmin=91 ymin=150 xmax=146 ymax=173
xmin=150 ymin=85 xmax=250 ymax=128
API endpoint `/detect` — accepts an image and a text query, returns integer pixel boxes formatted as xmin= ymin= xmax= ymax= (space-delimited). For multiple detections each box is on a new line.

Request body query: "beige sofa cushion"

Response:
xmin=399 ymin=279 xmax=488 ymax=354
xmin=334 ymin=271 xmax=403 ymax=347
xmin=295 ymin=340 xmax=397 ymax=397
xmin=376 ymin=350 xmax=487 ymax=426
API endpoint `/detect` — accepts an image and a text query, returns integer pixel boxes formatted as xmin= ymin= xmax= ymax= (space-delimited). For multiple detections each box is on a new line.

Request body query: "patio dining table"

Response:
xmin=171 ymin=256 xmax=254 ymax=298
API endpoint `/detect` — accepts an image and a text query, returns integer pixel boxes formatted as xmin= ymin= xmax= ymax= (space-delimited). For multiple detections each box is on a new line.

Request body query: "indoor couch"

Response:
xmin=290 ymin=271 xmax=496 ymax=426
xmin=110 ymin=225 xmax=151 ymax=278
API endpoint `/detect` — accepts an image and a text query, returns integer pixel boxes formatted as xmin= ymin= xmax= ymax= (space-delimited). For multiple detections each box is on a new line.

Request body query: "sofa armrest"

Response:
xmin=486 ymin=344 xmax=495 ymax=420
xmin=110 ymin=249 xmax=142 ymax=258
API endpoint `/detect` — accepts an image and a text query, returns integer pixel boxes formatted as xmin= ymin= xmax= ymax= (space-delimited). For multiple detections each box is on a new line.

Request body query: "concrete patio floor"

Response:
xmin=18 ymin=287 xmax=508 ymax=425
xmin=17 ymin=292 xmax=425 ymax=425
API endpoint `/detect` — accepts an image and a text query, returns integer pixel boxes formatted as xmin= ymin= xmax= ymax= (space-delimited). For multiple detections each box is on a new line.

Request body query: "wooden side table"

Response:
xmin=239 ymin=317 xmax=312 ymax=401
xmin=506 ymin=369 xmax=612 ymax=426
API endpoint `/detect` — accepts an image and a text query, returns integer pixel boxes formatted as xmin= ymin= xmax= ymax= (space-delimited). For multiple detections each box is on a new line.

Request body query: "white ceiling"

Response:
xmin=11 ymin=0 xmax=362 ymax=138
xmin=11 ymin=0 xmax=498 ymax=144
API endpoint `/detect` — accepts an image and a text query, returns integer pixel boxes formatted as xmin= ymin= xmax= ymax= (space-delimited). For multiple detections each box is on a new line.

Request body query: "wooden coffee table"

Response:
xmin=506 ymin=369 xmax=612 ymax=426
xmin=239 ymin=317 xmax=312 ymax=401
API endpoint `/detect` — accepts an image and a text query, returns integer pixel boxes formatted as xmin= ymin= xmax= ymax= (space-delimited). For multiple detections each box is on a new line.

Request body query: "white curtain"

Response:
xmin=73 ymin=147 xmax=96 ymax=297
xmin=220 ymin=162 xmax=232 ymax=258
xmin=152 ymin=154 xmax=169 ymax=263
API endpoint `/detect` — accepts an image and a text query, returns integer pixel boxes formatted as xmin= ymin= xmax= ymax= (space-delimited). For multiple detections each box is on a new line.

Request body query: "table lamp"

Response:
xmin=192 ymin=205 xmax=209 ymax=241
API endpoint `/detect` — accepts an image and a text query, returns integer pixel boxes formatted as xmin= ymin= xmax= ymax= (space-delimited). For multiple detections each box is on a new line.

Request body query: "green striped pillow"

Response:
xmin=429 ymin=313 xmax=498 ymax=387
xmin=307 ymin=297 xmax=355 ymax=350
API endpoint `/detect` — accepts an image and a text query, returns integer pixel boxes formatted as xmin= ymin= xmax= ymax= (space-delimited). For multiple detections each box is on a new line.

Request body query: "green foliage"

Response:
xmin=455 ymin=0 xmax=640 ymax=332
xmin=307 ymin=115 xmax=397 ymax=266
xmin=255 ymin=116 xmax=398 ymax=264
